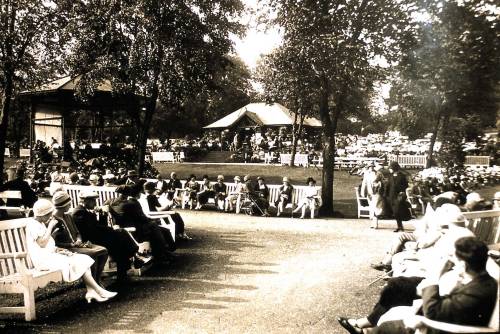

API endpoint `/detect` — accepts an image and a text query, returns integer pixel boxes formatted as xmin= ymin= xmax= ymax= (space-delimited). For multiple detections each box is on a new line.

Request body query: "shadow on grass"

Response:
xmin=0 ymin=228 xmax=277 ymax=333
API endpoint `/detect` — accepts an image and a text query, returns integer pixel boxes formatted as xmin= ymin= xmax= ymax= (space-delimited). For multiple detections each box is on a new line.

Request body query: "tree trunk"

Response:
xmin=426 ymin=109 xmax=442 ymax=168
xmin=318 ymin=90 xmax=336 ymax=216
xmin=290 ymin=112 xmax=299 ymax=167
xmin=0 ymin=77 xmax=14 ymax=184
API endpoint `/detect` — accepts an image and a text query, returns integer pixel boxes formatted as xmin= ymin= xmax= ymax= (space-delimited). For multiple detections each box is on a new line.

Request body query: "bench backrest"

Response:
xmin=0 ymin=218 xmax=34 ymax=277
xmin=63 ymin=184 xmax=119 ymax=208
xmin=62 ymin=182 xmax=322 ymax=208
xmin=0 ymin=190 xmax=22 ymax=201
xmin=463 ymin=209 xmax=500 ymax=244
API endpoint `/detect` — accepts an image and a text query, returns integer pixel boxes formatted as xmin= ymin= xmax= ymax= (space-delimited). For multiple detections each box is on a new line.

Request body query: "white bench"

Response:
xmin=280 ymin=154 xmax=310 ymax=167
xmin=354 ymin=187 xmax=371 ymax=218
xmin=463 ymin=209 xmax=500 ymax=244
xmin=151 ymin=152 xmax=176 ymax=163
xmin=0 ymin=218 xmax=63 ymax=321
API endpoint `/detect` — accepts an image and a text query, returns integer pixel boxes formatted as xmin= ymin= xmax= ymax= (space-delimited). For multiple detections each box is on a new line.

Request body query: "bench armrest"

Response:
xmin=415 ymin=316 xmax=498 ymax=333
xmin=0 ymin=252 xmax=28 ymax=259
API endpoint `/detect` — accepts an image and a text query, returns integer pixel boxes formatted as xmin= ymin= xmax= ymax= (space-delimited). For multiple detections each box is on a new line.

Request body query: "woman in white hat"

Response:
xmin=276 ymin=176 xmax=294 ymax=217
xmin=26 ymin=199 xmax=117 ymax=303
xmin=225 ymin=175 xmax=243 ymax=212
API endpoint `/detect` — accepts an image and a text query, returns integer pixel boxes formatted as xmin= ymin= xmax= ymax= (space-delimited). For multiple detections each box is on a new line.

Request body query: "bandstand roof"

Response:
xmin=23 ymin=75 xmax=113 ymax=95
xmin=204 ymin=102 xmax=322 ymax=129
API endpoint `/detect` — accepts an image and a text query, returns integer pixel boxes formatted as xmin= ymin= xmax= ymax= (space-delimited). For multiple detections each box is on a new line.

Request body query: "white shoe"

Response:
xmin=85 ymin=290 xmax=109 ymax=303
xmin=99 ymin=289 xmax=117 ymax=299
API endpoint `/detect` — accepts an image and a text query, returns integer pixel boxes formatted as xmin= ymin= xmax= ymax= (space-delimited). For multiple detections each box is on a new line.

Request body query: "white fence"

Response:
xmin=464 ymin=156 xmax=490 ymax=167
xmin=279 ymin=154 xmax=310 ymax=167
xmin=151 ymin=151 xmax=184 ymax=163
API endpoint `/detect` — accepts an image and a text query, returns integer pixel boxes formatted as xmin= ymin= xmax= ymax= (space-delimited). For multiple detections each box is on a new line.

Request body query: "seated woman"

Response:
xmin=253 ymin=176 xmax=270 ymax=217
xmin=212 ymin=175 xmax=227 ymax=211
xmin=27 ymin=199 xmax=116 ymax=303
xmin=51 ymin=191 xmax=109 ymax=284
xmin=184 ymin=174 xmax=199 ymax=210
xmin=292 ymin=177 xmax=321 ymax=219
xmin=143 ymin=182 xmax=191 ymax=240
xmin=338 ymin=237 xmax=497 ymax=334
xmin=195 ymin=175 xmax=214 ymax=210
xmin=275 ymin=177 xmax=293 ymax=217
xmin=225 ymin=176 xmax=243 ymax=212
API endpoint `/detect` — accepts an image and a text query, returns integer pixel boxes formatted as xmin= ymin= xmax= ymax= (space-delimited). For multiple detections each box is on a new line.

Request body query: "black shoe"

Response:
xmin=393 ymin=228 xmax=402 ymax=232
xmin=337 ymin=317 xmax=362 ymax=334
xmin=370 ymin=263 xmax=391 ymax=272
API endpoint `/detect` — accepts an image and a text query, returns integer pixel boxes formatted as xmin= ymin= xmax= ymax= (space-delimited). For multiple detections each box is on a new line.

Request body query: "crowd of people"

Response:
xmin=337 ymin=198 xmax=499 ymax=333
xmin=359 ymin=160 xmax=499 ymax=231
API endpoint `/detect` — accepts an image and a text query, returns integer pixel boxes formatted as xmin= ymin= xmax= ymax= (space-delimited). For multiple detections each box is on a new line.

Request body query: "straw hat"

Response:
xmin=52 ymin=191 xmax=72 ymax=209
xmin=33 ymin=199 xmax=54 ymax=217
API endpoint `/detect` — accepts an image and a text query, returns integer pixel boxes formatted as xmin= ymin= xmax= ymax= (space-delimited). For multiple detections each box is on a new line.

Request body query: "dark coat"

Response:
xmin=0 ymin=178 xmax=38 ymax=207
xmin=385 ymin=171 xmax=410 ymax=220
xmin=421 ymin=272 xmax=498 ymax=333
xmin=72 ymin=205 xmax=137 ymax=272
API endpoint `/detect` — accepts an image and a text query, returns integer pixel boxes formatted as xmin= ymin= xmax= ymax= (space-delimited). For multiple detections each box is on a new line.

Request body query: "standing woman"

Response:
xmin=27 ymin=199 xmax=116 ymax=303
xmin=385 ymin=161 xmax=410 ymax=232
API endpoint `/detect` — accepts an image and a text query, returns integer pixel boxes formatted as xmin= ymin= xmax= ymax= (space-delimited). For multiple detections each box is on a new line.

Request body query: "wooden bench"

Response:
xmin=0 ymin=218 xmax=63 ymax=321
xmin=0 ymin=190 xmax=31 ymax=217
xmin=463 ymin=209 xmax=500 ymax=244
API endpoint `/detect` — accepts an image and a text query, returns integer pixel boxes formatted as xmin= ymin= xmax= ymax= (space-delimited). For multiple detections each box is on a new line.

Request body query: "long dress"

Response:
xmin=26 ymin=218 xmax=94 ymax=282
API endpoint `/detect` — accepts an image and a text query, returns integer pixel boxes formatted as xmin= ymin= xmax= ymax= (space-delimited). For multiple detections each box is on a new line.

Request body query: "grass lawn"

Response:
xmin=155 ymin=162 xmax=362 ymax=217
xmin=154 ymin=162 xmax=499 ymax=218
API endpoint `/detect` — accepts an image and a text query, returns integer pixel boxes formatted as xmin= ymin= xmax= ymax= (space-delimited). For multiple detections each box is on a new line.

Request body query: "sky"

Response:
xmin=232 ymin=0 xmax=281 ymax=70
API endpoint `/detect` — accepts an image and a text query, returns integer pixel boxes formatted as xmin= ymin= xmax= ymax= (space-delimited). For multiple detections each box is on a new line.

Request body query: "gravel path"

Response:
xmin=1 ymin=211 xmax=405 ymax=334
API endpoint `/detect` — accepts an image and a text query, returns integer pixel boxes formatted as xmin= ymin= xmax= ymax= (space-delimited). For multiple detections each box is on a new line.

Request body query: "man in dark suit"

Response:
xmin=72 ymin=190 xmax=139 ymax=281
xmin=0 ymin=168 xmax=37 ymax=208
xmin=340 ymin=237 xmax=497 ymax=334
xmin=165 ymin=172 xmax=182 ymax=203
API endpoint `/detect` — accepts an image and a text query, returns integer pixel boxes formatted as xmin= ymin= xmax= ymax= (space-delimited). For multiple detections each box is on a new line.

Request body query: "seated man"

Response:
xmin=0 ymin=168 xmax=37 ymax=218
xmin=338 ymin=237 xmax=498 ymax=334
xmin=106 ymin=185 xmax=175 ymax=264
xmin=143 ymin=182 xmax=191 ymax=240
xmin=72 ymin=190 xmax=140 ymax=282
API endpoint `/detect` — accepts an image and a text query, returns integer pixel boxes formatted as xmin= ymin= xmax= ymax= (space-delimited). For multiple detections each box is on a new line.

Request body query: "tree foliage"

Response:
xmin=0 ymin=1 xmax=68 ymax=181
xmin=260 ymin=0 xmax=416 ymax=214
xmin=62 ymin=0 xmax=246 ymax=173
xmin=386 ymin=0 xmax=500 ymax=164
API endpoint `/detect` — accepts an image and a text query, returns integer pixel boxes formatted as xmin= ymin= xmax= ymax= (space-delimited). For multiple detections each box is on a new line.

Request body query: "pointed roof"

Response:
xmin=24 ymin=75 xmax=113 ymax=94
xmin=204 ymin=102 xmax=321 ymax=129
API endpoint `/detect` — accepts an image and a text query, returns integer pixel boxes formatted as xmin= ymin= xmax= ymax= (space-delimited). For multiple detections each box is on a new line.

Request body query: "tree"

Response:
xmin=256 ymin=47 xmax=317 ymax=166
xmin=63 ymin=0 xmax=245 ymax=174
xmin=0 ymin=1 xmax=66 ymax=181
xmin=262 ymin=0 xmax=415 ymax=215
xmin=386 ymin=0 xmax=499 ymax=166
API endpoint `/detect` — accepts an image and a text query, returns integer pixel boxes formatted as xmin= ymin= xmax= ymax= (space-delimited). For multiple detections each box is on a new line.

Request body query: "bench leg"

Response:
xmin=23 ymin=280 xmax=36 ymax=321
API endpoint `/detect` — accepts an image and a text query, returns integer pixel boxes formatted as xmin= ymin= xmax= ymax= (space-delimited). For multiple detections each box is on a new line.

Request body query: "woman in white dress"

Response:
xmin=293 ymin=177 xmax=322 ymax=219
xmin=27 ymin=199 xmax=117 ymax=303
